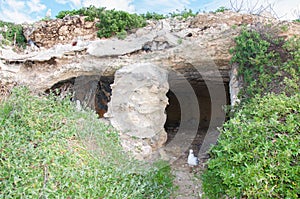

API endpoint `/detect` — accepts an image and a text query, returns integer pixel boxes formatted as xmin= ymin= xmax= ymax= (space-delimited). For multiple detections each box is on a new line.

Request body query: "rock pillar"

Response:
xmin=105 ymin=63 xmax=169 ymax=159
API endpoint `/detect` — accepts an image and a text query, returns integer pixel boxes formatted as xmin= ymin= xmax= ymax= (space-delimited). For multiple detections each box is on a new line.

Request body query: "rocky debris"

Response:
xmin=22 ymin=15 xmax=98 ymax=49
xmin=189 ymin=10 xmax=256 ymax=29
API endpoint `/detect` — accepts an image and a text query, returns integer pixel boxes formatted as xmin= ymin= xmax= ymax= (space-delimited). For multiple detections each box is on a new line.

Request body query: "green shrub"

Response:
xmin=96 ymin=9 xmax=146 ymax=38
xmin=202 ymin=24 xmax=300 ymax=198
xmin=229 ymin=27 xmax=299 ymax=99
xmin=0 ymin=87 xmax=174 ymax=198
xmin=0 ymin=21 xmax=26 ymax=48
xmin=202 ymin=93 xmax=300 ymax=198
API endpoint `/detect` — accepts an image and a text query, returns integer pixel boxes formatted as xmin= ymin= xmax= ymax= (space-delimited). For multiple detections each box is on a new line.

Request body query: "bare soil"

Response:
xmin=157 ymin=128 xmax=213 ymax=199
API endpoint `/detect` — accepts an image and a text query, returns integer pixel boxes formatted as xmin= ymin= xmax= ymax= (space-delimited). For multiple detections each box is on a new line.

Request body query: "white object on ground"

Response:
xmin=188 ymin=149 xmax=199 ymax=166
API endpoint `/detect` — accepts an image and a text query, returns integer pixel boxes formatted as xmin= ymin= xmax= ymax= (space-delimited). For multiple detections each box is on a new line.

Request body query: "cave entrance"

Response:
xmin=164 ymin=75 xmax=230 ymax=154
xmin=46 ymin=75 xmax=114 ymax=118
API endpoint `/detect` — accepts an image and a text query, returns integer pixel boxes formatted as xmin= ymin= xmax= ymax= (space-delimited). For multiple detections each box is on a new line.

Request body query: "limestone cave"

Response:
xmin=164 ymin=72 xmax=230 ymax=154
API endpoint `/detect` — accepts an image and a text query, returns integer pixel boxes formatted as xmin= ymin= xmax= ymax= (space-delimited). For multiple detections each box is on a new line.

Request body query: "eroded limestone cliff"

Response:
xmin=1 ymin=11 xmax=299 ymax=159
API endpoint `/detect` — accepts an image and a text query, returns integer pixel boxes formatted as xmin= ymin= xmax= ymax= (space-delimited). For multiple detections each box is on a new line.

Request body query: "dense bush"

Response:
xmin=0 ymin=21 xmax=26 ymax=48
xmin=230 ymin=27 xmax=299 ymax=99
xmin=96 ymin=9 xmax=146 ymax=38
xmin=202 ymin=26 xmax=300 ymax=198
xmin=0 ymin=87 xmax=174 ymax=198
xmin=202 ymin=93 xmax=300 ymax=198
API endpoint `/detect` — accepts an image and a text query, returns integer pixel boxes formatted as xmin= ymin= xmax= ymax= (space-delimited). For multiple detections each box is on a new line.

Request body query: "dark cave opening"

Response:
xmin=164 ymin=78 xmax=230 ymax=152
xmin=46 ymin=75 xmax=114 ymax=118
xmin=94 ymin=76 xmax=114 ymax=118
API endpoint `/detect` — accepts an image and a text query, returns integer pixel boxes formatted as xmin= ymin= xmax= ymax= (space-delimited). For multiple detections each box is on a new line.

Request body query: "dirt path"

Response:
xmin=154 ymin=128 xmax=212 ymax=198
xmin=170 ymin=155 xmax=204 ymax=199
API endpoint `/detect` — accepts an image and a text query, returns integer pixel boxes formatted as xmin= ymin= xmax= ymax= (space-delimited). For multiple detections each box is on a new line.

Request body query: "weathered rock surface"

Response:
xmin=23 ymin=15 xmax=98 ymax=49
xmin=105 ymin=63 xmax=169 ymax=159
xmin=2 ymin=11 xmax=298 ymax=92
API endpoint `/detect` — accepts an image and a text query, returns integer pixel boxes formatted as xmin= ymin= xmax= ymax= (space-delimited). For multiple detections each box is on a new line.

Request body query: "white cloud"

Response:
xmin=27 ymin=0 xmax=46 ymax=13
xmin=203 ymin=0 xmax=300 ymax=20
xmin=0 ymin=0 xmax=36 ymax=23
xmin=55 ymin=0 xmax=82 ymax=8
xmin=5 ymin=0 xmax=26 ymax=10
xmin=137 ymin=0 xmax=193 ymax=13
xmin=0 ymin=10 xmax=33 ymax=24
xmin=82 ymin=0 xmax=135 ymax=12
xmin=55 ymin=0 xmax=136 ymax=12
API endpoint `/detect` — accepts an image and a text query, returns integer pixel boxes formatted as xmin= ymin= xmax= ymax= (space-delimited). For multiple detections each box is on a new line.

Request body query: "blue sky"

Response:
xmin=0 ymin=0 xmax=299 ymax=24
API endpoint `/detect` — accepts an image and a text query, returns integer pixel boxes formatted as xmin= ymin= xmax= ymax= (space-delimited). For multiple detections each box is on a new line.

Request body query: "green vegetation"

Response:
xmin=96 ymin=9 xmax=146 ymax=38
xmin=202 ymin=25 xmax=300 ymax=198
xmin=177 ymin=38 xmax=183 ymax=44
xmin=140 ymin=12 xmax=166 ymax=20
xmin=230 ymin=26 xmax=299 ymax=99
xmin=0 ymin=87 xmax=174 ymax=198
xmin=56 ymin=6 xmax=103 ymax=21
xmin=202 ymin=93 xmax=300 ymax=198
xmin=57 ymin=6 xmax=146 ymax=38
xmin=56 ymin=6 xmax=199 ymax=39
xmin=168 ymin=8 xmax=198 ymax=19
xmin=0 ymin=21 xmax=26 ymax=48
xmin=213 ymin=6 xmax=230 ymax=13
xmin=40 ymin=16 xmax=52 ymax=22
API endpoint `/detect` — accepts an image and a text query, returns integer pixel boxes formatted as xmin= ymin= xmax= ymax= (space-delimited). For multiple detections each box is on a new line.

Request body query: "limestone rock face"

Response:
xmin=105 ymin=63 xmax=169 ymax=159
xmin=23 ymin=16 xmax=98 ymax=49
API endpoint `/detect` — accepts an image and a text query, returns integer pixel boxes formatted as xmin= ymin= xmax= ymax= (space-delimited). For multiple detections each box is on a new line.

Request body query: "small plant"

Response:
xmin=280 ymin=24 xmax=289 ymax=32
xmin=177 ymin=38 xmax=183 ymax=44
xmin=231 ymin=24 xmax=238 ymax=30
xmin=169 ymin=8 xmax=198 ymax=19
xmin=140 ymin=12 xmax=166 ymax=20
xmin=213 ymin=6 xmax=230 ymax=13
xmin=40 ymin=16 xmax=51 ymax=21
xmin=116 ymin=29 xmax=127 ymax=40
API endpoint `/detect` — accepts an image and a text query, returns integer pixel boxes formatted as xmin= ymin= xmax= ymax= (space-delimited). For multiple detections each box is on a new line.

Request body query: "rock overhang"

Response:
xmin=1 ymin=11 xmax=299 ymax=159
